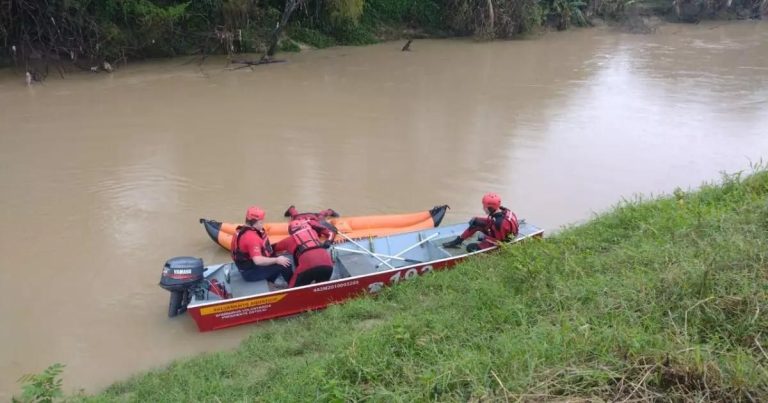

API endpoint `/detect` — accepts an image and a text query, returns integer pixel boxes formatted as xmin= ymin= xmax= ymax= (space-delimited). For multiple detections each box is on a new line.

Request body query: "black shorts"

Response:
xmin=292 ymin=266 xmax=333 ymax=287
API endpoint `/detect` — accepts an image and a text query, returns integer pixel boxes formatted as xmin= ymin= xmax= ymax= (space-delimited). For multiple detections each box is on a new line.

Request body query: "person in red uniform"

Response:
xmin=273 ymin=218 xmax=337 ymax=288
xmin=442 ymin=193 xmax=519 ymax=252
xmin=231 ymin=206 xmax=293 ymax=286
xmin=283 ymin=205 xmax=340 ymax=221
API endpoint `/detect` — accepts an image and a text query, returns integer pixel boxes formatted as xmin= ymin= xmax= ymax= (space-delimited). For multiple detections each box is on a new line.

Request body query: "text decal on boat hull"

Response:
xmin=367 ymin=265 xmax=434 ymax=293
xmin=199 ymin=294 xmax=286 ymax=316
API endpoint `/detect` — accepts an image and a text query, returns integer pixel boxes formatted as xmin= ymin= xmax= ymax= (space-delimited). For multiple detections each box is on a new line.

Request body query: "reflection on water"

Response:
xmin=1 ymin=21 xmax=767 ymax=399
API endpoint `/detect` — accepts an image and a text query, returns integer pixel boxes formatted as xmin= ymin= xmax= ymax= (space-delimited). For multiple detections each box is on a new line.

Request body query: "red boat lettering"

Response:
xmin=169 ymin=273 xmax=199 ymax=280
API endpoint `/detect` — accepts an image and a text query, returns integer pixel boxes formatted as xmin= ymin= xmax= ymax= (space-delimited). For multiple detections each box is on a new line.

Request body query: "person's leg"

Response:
xmin=278 ymin=265 xmax=293 ymax=283
xmin=444 ymin=217 xmax=490 ymax=248
xmin=239 ymin=264 xmax=292 ymax=282
xmin=466 ymin=238 xmax=498 ymax=253
xmin=463 ymin=217 xmax=490 ymax=238
xmin=292 ymin=266 xmax=333 ymax=287
xmin=320 ymin=208 xmax=340 ymax=217
xmin=239 ymin=267 xmax=270 ymax=282
xmin=289 ymin=271 xmax=304 ymax=288
xmin=307 ymin=266 xmax=333 ymax=284
xmin=444 ymin=228 xmax=478 ymax=248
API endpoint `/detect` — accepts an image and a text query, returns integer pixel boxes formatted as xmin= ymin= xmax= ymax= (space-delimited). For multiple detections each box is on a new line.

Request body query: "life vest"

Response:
xmin=231 ymin=226 xmax=273 ymax=266
xmin=289 ymin=221 xmax=324 ymax=260
xmin=488 ymin=207 xmax=519 ymax=241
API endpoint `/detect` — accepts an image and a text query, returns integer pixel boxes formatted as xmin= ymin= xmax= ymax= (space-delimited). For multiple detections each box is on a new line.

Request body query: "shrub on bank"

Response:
xmin=2 ymin=0 xmax=764 ymax=72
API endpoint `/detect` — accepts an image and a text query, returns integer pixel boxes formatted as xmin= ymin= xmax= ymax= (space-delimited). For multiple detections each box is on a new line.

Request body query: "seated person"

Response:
xmin=442 ymin=193 xmax=519 ymax=252
xmin=274 ymin=218 xmax=336 ymax=288
xmin=231 ymin=206 xmax=293 ymax=288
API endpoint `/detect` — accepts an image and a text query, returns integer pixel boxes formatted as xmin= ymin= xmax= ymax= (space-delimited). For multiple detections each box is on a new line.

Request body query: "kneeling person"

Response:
xmin=231 ymin=206 xmax=293 ymax=286
xmin=274 ymin=218 xmax=336 ymax=288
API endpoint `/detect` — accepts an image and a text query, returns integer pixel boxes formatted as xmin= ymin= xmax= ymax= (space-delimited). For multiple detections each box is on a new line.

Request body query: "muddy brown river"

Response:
xmin=1 ymin=21 xmax=767 ymax=398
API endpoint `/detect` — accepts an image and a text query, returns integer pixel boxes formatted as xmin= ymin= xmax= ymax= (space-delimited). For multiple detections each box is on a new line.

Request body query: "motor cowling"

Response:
xmin=159 ymin=256 xmax=204 ymax=292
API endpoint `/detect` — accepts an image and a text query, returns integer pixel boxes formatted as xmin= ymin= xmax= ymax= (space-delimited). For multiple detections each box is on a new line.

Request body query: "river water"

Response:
xmin=1 ymin=21 xmax=767 ymax=398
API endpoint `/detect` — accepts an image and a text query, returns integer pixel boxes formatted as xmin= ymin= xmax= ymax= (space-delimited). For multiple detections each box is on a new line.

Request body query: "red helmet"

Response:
xmin=288 ymin=219 xmax=309 ymax=234
xmin=482 ymin=192 xmax=502 ymax=210
xmin=245 ymin=206 xmax=265 ymax=221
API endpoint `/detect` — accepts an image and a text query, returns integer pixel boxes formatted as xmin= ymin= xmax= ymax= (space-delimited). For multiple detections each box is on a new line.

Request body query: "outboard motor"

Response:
xmin=159 ymin=256 xmax=204 ymax=317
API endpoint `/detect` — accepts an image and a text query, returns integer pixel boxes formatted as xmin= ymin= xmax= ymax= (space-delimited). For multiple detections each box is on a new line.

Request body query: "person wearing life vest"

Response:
xmin=230 ymin=206 xmax=293 ymax=286
xmin=273 ymin=218 xmax=336 ymax=288
xmin=283 ymin=205 xmax=340 ymax=221
xmin=442 ymin=193 xmax=519 ymax=252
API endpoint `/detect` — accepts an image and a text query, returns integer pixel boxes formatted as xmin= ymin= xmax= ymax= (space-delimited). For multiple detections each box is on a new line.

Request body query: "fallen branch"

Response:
xmin=226 ymin=58 xmax=286 ymax=70
xmin=230 ymin=58 xmax=285 ymax=65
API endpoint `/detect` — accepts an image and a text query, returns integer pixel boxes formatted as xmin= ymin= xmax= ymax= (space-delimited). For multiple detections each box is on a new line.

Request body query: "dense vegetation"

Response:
xmin=2 ymin=0 xmax=765 ymax=75
xmin=60 ymin=170 xmax=767 ymax=401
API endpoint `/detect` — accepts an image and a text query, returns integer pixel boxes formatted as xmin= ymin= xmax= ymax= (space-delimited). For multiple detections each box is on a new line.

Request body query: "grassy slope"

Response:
xmin=84 ymin=171 xmax=768 ymax=402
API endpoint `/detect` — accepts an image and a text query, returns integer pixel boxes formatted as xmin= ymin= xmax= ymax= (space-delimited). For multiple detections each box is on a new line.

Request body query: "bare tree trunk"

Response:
xmin=586 ymin=0 xmax=600 ymax=18
xmin=263 ymin=0 xmax=302 ymax=60
xmin=486 ymin=0 xmax=495 ymax=34
xmin=314 ymin=0 xmax=323 ymax=23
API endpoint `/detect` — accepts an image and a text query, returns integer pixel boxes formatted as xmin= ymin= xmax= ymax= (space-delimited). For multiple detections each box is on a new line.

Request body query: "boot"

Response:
xmin=284 ymin=205 xmax=297 ymax=218
xmin=442 ymin=236 xmax=463 ymax=249
xmin=267 ymin=281 xmax=289 ymax=292
xmin=323 ymin=208 xmax=340 ymax=218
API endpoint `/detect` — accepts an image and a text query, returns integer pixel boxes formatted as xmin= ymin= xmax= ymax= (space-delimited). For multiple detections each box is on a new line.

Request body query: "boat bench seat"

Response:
xmin=336 ymin=253 xmax=379 ymax=277
xmin=333 ymin=242 xmax=452 ymax=275
xmin=228 ymin=269 xmax=271 ymax=298
xmin=330 ymin=264 xmax=352 ymax=280
xmin=423 ymin=242 xmax=452 ymax=260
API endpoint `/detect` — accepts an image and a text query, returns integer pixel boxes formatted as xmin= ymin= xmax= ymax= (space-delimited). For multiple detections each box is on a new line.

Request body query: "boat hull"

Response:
xmin=187 ymin=258 xmax=461 ymax=331
xmin=185 ymin=222 xmax=543 ymax=332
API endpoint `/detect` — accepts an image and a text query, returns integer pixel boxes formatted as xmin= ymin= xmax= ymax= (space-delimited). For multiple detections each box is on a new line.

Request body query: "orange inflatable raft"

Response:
xmin=200 ymin=205 xmax=449 ymax=251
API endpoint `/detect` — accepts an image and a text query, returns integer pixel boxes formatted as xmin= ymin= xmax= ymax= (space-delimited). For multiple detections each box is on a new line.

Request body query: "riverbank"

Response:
xmin=3 ymin=0 xmax=765 ymax=78
xmin=60 ymin=170 xmax=767 ymax=401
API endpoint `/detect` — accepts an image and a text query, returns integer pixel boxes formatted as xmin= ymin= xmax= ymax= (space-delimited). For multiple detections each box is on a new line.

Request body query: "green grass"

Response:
xmin=288 ymin=27 xmax=338 ymax=49
xmin=279 ymin=39 xmax=302 ymax=53
xmin=80 ymin=170 xmax=768 ymax=401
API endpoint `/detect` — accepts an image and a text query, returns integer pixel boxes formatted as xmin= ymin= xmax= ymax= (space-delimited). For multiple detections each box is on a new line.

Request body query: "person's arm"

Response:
xmin=508 ymin=213 xmax=520 ymax=237
xmin=311 ymin=220 xmax=336 ymax=244
xmin=482 ymin=216 xmax=505 ymax=243
xmin=272 ymin=237 xmax=293 ymax=255
xmin=489 ymin=214 xmax=519 ymax=243
xmin=482 ymin=234 xmax=502 ymax=244
xmin=251 ymin=255 xmax=290 ymax=267
xmin=248 ymin=234 xmax=291 ymax=267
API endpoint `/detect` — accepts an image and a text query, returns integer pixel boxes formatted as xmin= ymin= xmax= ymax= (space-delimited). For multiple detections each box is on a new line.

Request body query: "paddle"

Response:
xmin=374 ymin=233 xmax=437 ymax=269
xmin=325 ymin=222 xmax=396 ymax=269
xmin=333 ymin=247 xmax=423 ymax=264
